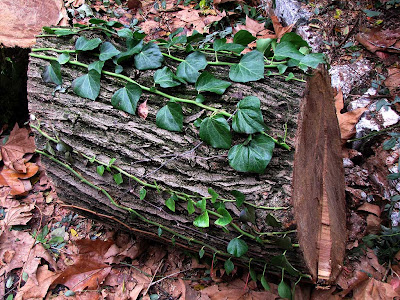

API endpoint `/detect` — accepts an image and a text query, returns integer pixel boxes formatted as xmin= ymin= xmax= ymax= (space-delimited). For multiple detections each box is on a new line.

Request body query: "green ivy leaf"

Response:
xmin=274 ymin=41 xmax=304 ymax=61
xmin=165 ymin=194 xmax=177 ymax=212
xmin=113 ymin=173 xmax=123 ymax=185
xmin=115 ymin=65 xmax=123 ymax=74
xmin=280 ymin=32 xmax=309 ymax=48
xmin=227 ymin=238 xmax=248 ymax=257
xmin=228 ymin=135 xmax=274 ymax=173
xmin=278 ymin=280 xmax=292 ymax=299
xmin=134 ymin=42 xmax=164 ymax=70
xmin=231 ymin=190 xmax=245 ymax=207
xmin=233 ymin=30 xmax=256 ymax=46
xmin=383 ymin=138 xmax=397 ymax=150
xmin=199 ymin=115 xmax=231 ymax=149
xmin=196 ymin=198 xmax=207 ymax=212
xmin=213 ymin=38 xmax=245 ymax=54
xmin=195 ymin=94 xmax=205 ymax=103
xmin=300 ymin=53 xmax=325 ymax=69
xmin=229 ymin=51 xmax=264 ymax=83
xmin=99 ymin=42 xmax=120 ymax=61
xmin=187 ymin=200 xmax=195 ymax=215
xmin=176 ymin=52 xmax=207 ymax=83
xmin=275 ymin=236 xmax=293 ymax=250
xmin=88 ymin=61 xmax=105 ymax=74
xmin=111 ymin=83 xmax=142 ymax=115
xmin=199 ymin=247 xmax=205 ymax=258
xmin=193 ymin=211 xmax=209 ymax=228
xmin=195 ymin=71 xmax=231 ymax=95
xmin=72 ymin=70 xmax=101 ymax=100
xmin=116 ymin=40 xmax=144 ymax=64
xmin=75 ymin=36 xmax=102 ymax=51
xmin=156 ymin=102 xmax=183 ymax=132
xmin=256 ymin=38 xmax=273 ymax=54
xmin=224 ymin=259 xmax=234 ymax=275
xmin=139 ymin=187 xmax=147 ymax=200
xmin=239 ymin=207 xmax=256 ymax=224
xmin=215 ymin=207 xmax=232 ymax=226
xmin=265 ymin=213 xmax=282 ymax=227
xmin=249 ymin=268 xmax=257 ymax=282
xmin=97 ymin=165 xmax=105 ymax=176
xmin=57 ymin=53 xmax=70 ymax=64
xmin=208 ymin=188 xmax=218 ymax=203
xmin=270 ymin=254 xmax=300 ymax=276
xmin=232 ymin=96 xmax=267 ymax=134
xmin=261 ymin=276 xmax=270 ymax=291
xmin=42 ymin=61 xmax=62 ymax=85
xmin=54 ymin=29 xmax=76 ymax=36
xmin=158 ymin=227 xmax=163 ymax=236
xmin=154 ymin=67 xmax=182 ymax=88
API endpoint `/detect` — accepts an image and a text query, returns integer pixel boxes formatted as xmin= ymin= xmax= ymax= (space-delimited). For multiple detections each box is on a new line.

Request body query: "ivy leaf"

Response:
xmin=111 ymin=83 xmax=142 ymax=115
xmin=265 ymin=213 xmax=282 ymax=227
xmin=275 ymin=236 xmax=293 ymax=250
xmin=134 ymin=42 xmax=164 ymax=70
xmin=97 ymin=165 xmax=105 ymax=176
xmin=227 ymin=238 xmax=248 ymax=257
xmin=154 ymin=67 xmax=182 ymax=88
xmin=261 ymin=276 xmax=270 ymax=291
xmin=224 ymin=259 xmax=234 ymax=275
xmin=54 ymin=29 xmax=76 ymax=36
xmin=42 ymin=61 xmax=62 ymax=85
xmin=88 ymin=61 xmax=105 ymax=74
xmin=280 ymin=32 xmax=309 ymax=48
xmin=196 ymin=198 xmax=207 ymax=212
xmin=139 ymin=187 xmax=147 ymax=200
xmin=215 ymin=207 xmax=232 ymax=226
xmin=233 ymin=30 xmax=256 ymax=46
xmin=249 ymin=268 xmax=257 ymax=282
xmin=75 ymin=36 xmax=102 ymax=51
xmin=278 ymin=280 xmax=292 ymax=299
xmin=187 ymin=200 xmax=195 ymax=215
xmin=57 ymin=53 xmax=70 ymax=64
xmin=228 ymin=135 xmax=275 ymax=173
xmin=113 ymin=173 xmax=123 ymax=185
xmin=158 ymin=227 xmax=163 ymax=236
xmin=300 ymin=53 xmax=325 ymax=69
xmin=193 ymin=211 xmax=209 ymax=228
xmin=256 ymin=38 xmax=273 ymax=54
xmin=229 ymin=51 xmax=264 ymax=83
xmin=199 ymin=247 xmax=205 ymax=258
xmin=99 ymin=42 xmax=120 ymax=61
xmin=274 ymin=41 xmax=304 ymax=61
xmin=176 ymin=52 xmax=207 ymax=83
xmin=165 ymin=194 xmax=177 ymax=212
xmin=72 ymin=70 xmax=101 ymax=100
xmin=117 ymin=28 xmax=134 ymax=39
xmin=195 ymin=72 xmax=231 ymax=95
xmin=116 ymin=40 xmax=144 ymax=64
xmin=208 ymin=188 xmax=219 ymax=203
xmin=231 ymin=190 xmax=245 ymax=207
xmin=213 ymin=38 xmax=245 ymax=54
xmin=270 ymin=254 xmax=300 ymax=276
xmin=156 ymin=102 xmax=183 ymax=132
xmin=232 ymin=96 xmax=267 ymax=134
xmin=199 ymin=115 xmax=231 ymax=149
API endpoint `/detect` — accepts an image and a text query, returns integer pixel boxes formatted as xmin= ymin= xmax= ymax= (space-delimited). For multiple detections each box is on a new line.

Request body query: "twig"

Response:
xmin=149 ymin=268 xmax=192 ymax=287
xmin=143 ymin=259 xmax=164 ymax=295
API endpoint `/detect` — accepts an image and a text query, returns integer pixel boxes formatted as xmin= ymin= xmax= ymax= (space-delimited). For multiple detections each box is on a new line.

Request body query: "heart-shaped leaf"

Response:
xmin=228 ymin=134 xmax=274 ymax=173
xmin=88 ymin=61 xmax=105 ymax=74
xmin=165 ymin=194 xmax=177 ymax=212
xmin=187 ymin=200 xmax=195 ymax=215
xmin=278 ymin=280 xmax=292 ymax=299
xmin=99 ymin=42 xmax=120 ymax=61
xmin=75 ymin=36 xmax=102 ymax=51
xmin=72 ymin=70 xmax=101 ymax=100
xmin=42 ymin=61 xmax=62 ymax=85
xmin=227 ymin=238 xmax=248 ymax=257
xmin=199 ymin=115 xmax=231 ymax=149
xmin=213 ymin=38 xmax=245 ymax=54
xmin=265 ymin=213 xmax=282 ymax=227
xmin=233 ymin=30 xmax=256 ymax=46
xmin=215 ymin=207 xmax=232 ymax=226
xmin=208 ymin=188 xmax=218 ymax=203
xmin=232 ymin=96 xmax=267 ymax=134
xmin=195 ymin=72 xmax=231 ymax=95
xmin=57 ymin=53 xmax=70 ymax=64
xmin=270 ymin=254 xmax=300 ymax=276
xmin=231 ymin=190 xmax=245 ymax=207
xmin=116 ymin=40 xmax=144 ymax=64
xmin=156 ymin=102 xmax=183 ymax=132
xmin=113 ymin=173 xmax=123 ymax=185
xmin=196 ymin=198 xmax=207 ymax=212
xmin=229 ymin=51 xmax=264 ymax=82
xmin=299 ymin=53 xmax=325 ymax=68
xmin=176 ymin=52 xmax=207 ymax=83
xmin=193 ymin=211 xmax=209 ymax=228
xmin=117 ymin=28 xmax=133 ymax=39
xmin=224 ymin=259 xmax=234 ymax=275
xmin=139 ymin=187 xmax=147 ymax=200
xmin=274 ymin=41 xmax=304 ymax=61
xmin=154 ymin=67 xmax=182 ymax=88
xmin=111 ymin=83 xmax=142 ymax=115
xmin=261 ymin=276 xmax=270 ymax=291
xmin=134 ymin=42 xmax=164 ymax=70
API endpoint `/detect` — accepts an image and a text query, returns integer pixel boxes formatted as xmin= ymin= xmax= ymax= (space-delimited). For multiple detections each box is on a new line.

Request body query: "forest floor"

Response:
xmin=1 ymin=0 xmax=400 ymax=299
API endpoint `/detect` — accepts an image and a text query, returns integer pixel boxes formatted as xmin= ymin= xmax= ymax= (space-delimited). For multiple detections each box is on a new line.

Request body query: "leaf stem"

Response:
xmin=32 ymin=48 xmax=76 ymax=54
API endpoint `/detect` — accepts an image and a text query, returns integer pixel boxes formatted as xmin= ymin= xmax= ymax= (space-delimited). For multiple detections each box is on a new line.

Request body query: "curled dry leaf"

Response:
xmin=335 ymin=89 xmax=367 ymax=144
xmin=0 ymin=162 xmax=39 ymax=195
xmin=356 ymin=28 xmax=400 ymax=54
xmin=353 ymin=277 xmax=399 ymax=300
xmin=357 ymin=203 xmax=381 ymax=217
xmin=138 ymin=100 xmax=149 ymax=120
xmin=271 ymin=15 xmax=294 ymax=42
xmin=1 ymin=202 xmax=34 ymax=227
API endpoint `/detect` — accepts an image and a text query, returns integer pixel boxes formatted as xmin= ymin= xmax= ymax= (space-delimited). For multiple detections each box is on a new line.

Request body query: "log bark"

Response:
xmin=27 ymin=34 xmax=345 ymax=283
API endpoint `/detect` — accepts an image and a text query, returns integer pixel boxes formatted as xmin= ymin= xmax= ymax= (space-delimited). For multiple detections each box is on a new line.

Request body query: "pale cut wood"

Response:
xmin=27 ymin=34 xmax=345 ymax=282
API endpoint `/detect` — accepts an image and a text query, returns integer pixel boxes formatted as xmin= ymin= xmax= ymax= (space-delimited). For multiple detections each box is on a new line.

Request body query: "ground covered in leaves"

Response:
xmin=1 ymin=0 xmax=400 ymax=299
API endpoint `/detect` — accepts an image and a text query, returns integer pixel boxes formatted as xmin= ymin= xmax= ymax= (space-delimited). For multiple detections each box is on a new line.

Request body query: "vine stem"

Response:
xmin=29 ymin=51 xmax=290 ymax=149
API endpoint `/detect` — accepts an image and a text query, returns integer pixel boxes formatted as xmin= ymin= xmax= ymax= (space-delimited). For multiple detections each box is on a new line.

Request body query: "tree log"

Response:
xmin=27 ymin=33 xmax=345 ymax=283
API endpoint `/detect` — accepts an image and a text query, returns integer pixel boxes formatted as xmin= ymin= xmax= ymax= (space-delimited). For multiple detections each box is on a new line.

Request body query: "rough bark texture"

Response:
xmin=27 ymin=33 xmax=345 ymax=282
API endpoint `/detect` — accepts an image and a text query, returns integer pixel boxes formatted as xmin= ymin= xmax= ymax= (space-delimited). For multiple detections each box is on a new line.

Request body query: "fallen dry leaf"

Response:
xmin=24 ymin=243 xmax=58 ymax=286
xmin=0 ymin=124 xmax=36 ymax=173
xmin=235 ymin=16 xmax=267 ymax=37
xmin=335 ymin=89 xmax=368 ymax=144
xmin=357 ymin=203 xmax=381 ymax=217
xmin=384 ymin=67 xmax=400 ymax=96
xmin=1 ymin=202 xmax=34 ymax=228
xmin=271 ymin=15 xmax=294 ymax=41
xmin=138 ymin=100 xmax=149 ymax=120
xmin=0 ymin=162 xmax=39 ymax=195
xmin=353 ymin=277 xmax=399 ymax=300
xmin=356 ymin=28 xmax=400 ymax=54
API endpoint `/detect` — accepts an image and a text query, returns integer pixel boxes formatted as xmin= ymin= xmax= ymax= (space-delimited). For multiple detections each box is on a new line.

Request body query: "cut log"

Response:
xmin=27 ymin=34 xmax=345 ymax=283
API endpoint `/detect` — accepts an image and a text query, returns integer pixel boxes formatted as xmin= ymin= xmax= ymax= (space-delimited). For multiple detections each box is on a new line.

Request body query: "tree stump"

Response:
xmin=27 ymin=33 xmax=345 ymax=283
